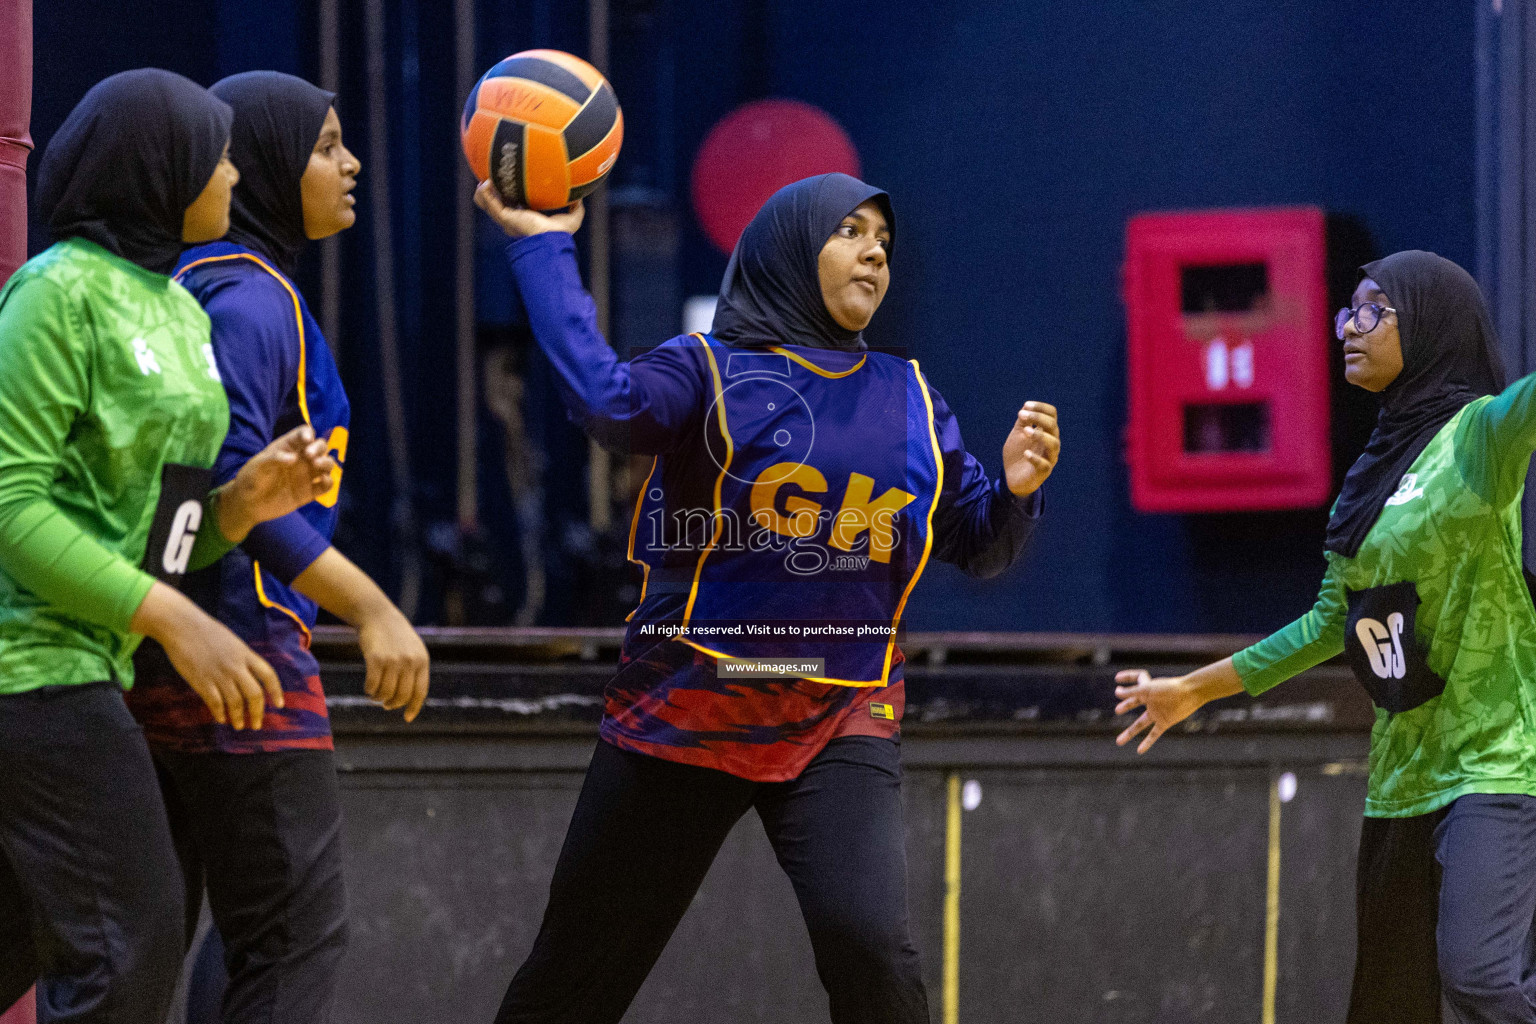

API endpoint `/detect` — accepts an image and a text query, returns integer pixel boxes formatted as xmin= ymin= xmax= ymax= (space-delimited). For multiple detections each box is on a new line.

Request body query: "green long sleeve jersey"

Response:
xmin=0 ymin=238 xmax=230 ymax=694
xmin=1234 ymin=371 xmax=1536 ymax=817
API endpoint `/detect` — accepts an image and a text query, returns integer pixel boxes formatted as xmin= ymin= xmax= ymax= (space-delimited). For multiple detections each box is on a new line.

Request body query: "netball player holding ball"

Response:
xmin=1116 ymin=252 xmax=1536 ymax=1023
xmin=0 ymin=70 xmax=335 ymax=1024
xmin=463 ymin=51 xmax=1060 ymax=1024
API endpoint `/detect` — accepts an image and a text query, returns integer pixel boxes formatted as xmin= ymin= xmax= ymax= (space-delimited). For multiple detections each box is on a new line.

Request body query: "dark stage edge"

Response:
xmin=317 ymin=628 xmax=1370 ymax=1024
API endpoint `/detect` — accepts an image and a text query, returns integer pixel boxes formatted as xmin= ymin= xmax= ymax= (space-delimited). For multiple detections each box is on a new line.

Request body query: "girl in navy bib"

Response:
xmin=477 ymin=172 xmax=1059 ymax=1024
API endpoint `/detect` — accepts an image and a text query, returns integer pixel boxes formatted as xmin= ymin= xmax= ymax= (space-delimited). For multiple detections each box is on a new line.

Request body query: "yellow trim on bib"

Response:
xmin=176 ymin=252 xmax=311 ymax=425
xmin=768 ymin=345 xmax=867 ymax=378
xmin=681 ymin=335 xmax=733 ymax=628
xmin=624 ymin=456 xmax=660 ymax=622
xmin=252 ymin=560 xmax=312 ymax=642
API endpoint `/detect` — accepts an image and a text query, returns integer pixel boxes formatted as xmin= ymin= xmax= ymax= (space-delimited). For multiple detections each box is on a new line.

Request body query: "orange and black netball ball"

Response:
xmin=460 ymin=49 xmax=623 ymax=211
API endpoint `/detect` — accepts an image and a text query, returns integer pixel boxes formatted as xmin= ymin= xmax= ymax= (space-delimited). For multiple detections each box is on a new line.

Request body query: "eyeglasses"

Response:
xmin=1334 ymin=303 xmax=1397 ymax=341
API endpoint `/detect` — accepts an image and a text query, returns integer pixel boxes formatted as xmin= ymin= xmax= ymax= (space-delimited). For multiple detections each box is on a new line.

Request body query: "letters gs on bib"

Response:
xmin=141 ymin=464 xmax=214 ymax=586
xmin=1343 ymin=581 xmax=1448 ymax=714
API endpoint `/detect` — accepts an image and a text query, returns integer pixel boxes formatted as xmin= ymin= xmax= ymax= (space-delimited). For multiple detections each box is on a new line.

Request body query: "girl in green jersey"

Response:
xmin=0 ymin=70 xmax=335 ymax=1024
xmin=1116 ymin=250 xmax=1536 ymax=1023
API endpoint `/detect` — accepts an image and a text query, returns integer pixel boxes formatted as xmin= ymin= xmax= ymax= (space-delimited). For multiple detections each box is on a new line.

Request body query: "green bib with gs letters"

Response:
xmin=1235 ymin=376 xmax=1536 ymax=818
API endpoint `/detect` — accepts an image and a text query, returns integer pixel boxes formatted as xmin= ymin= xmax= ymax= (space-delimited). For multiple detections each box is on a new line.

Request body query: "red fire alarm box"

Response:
xmin=1124 ymin=207 xmax=1330 ymax=512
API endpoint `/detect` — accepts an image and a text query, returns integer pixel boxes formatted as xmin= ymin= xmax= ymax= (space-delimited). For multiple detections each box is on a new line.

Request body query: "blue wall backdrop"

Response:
xmin=26 ymin=0 xmax=1476 ymax=633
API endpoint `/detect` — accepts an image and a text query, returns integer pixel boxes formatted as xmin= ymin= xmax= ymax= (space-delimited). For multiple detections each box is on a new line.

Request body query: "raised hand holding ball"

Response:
xmin=461 ymin=49 xmax=623 ymax=211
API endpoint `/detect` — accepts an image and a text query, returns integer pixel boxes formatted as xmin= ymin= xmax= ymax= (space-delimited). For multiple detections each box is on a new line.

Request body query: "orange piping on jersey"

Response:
xmin=252 ymin=560 xmax=312 ymax=644
xmin=670 ymin=341 xmax=934 ymax=688
xmin=682 ymin=365 xmax=940 ymax=689
xmin=680 ymin=334 xmax=732 ymax=632
xmin=176 ymin=252 xmax=310 ymax=425
xmin=876 ymin=360 xmax=944 ymax=684
xmin=768 ymin=345 xmax=867 ymax=378
xmin=624 ymin=456 xmax=660 ymax=622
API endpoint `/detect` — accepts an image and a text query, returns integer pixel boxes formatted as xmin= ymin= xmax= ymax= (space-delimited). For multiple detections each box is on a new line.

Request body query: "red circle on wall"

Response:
xmin=691 ymin=99 xmax=861 ymax=255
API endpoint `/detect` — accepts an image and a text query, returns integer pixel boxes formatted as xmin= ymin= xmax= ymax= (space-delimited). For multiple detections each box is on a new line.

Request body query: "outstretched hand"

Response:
xmin=218 ymin=425 xmax=338 ymax=543
xmin=1002 ymin=401 xmax=1060 ymax=497
xmin=1113 ymin=670 xmax=1203 ymax=754
xmin=474 ymin=182 xmax=585 ymax=238
xmin=1113 ymin=659 xmax=1243 ymax=754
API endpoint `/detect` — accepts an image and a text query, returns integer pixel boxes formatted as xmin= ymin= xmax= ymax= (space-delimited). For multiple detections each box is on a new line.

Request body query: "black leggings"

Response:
xmin=495 ymin=736 xmax=929 ymax=1024
xmin=156 ymin=748 xmax=349 ymax=1024
xmin=0 ymin=682 xmax=185 ymax=1024
xmin=1350 ymin=793 xmax=1536 ymax=1023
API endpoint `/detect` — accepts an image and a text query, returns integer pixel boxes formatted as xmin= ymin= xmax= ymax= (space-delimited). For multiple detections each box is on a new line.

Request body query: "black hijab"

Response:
xmin=37 ymin=68 xmax=232 ymax=276
xmin=712 ymin=172 xmax=894 ymax=351
xmin=211 ymin=71 xmax=336 ymax=278
xmin=1324 ymin=250 xmax=1507 ymax=558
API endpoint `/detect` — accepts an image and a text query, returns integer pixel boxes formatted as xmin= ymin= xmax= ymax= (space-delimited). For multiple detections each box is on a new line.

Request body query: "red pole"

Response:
xmin=1 ymin=3 xmax=40 ymax=1014
xmin=0 ymin=0 xmax=33 ymax=287
xmin=0 ymin=989 xmax=35 ymax=1024
xmin=0 ymin=0 xmax=36 ymax=995
xmin=0 ymin=0 xmax=37 ymax=997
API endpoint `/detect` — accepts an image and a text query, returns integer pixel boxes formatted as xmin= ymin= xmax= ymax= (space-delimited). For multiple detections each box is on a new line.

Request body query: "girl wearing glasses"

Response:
xmin=1116 ymin=250 xmax=1536 ymax=1023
